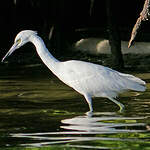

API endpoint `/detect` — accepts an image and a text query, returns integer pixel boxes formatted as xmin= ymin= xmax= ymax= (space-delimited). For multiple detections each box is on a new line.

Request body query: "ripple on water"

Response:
xmin=10 ymin=113 xmax=150 ymax=149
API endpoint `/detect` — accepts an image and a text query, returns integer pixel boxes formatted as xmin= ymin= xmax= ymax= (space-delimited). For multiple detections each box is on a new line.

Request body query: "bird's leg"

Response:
xmin=108 ymin=97 xmax=125 ymax=112
xmin=84 ymin=94 xmax=93 ymax=112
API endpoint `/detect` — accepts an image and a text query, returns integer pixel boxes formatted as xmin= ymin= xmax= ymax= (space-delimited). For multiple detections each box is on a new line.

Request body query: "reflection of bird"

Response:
xmin=61 ymin=115 xmax=146 ymax=132
xmin=2 ymin=30 xmax=146 ymax=113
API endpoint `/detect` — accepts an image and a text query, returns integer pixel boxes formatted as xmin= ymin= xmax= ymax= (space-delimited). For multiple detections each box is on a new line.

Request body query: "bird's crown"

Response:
xmin=15 ymin=30 xmax=37 ymax=43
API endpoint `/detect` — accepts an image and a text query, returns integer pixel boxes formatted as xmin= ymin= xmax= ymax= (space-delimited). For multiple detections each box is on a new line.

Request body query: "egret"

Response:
xmin=2 ymin=30 xmax=146 ymax=113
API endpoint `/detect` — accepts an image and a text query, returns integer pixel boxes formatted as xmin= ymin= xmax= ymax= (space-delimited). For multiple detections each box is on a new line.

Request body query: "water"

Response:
xmin=0 ymin=64 xmax=150 ymax=150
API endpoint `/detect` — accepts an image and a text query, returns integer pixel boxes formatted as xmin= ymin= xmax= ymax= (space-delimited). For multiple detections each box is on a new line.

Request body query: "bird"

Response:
xmin=1 ymin=30 xmax=146 ymax=114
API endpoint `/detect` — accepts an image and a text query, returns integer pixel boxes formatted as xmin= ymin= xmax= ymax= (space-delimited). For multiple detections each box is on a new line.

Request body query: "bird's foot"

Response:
xmin=85 ymin=111 xmax=93 ymax=117
xmin=118 ymin=104 xmax=125 ymax=113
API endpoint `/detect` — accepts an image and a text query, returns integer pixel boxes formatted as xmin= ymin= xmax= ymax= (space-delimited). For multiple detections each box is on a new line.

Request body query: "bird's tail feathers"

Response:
xmin=119 ymin=73 xmax=146 ymax=92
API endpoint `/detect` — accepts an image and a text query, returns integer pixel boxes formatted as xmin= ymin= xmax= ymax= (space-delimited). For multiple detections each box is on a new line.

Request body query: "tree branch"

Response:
xmin=128 ymin=0 xmax=150 ymax=48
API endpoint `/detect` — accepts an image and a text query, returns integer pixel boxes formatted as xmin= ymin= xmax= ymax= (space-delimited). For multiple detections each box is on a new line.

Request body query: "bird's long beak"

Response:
xmin=1 ymin=42 xmax=18 ymax=62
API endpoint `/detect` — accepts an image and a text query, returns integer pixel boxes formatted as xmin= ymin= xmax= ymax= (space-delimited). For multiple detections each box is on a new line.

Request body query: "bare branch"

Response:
xmin=128 ymin=0 xmax=150 ymax=48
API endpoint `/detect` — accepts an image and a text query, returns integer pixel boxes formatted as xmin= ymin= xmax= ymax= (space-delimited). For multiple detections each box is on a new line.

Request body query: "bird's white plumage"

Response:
xmin=2 ymin=30 xmax=146 ymax=113
xmin=57 ymin=60 xmax=145 ymax=97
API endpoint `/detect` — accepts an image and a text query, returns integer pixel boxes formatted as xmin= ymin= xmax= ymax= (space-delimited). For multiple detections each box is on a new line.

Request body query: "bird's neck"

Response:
xmin=30 ymin=35 xmax=60 ymax=73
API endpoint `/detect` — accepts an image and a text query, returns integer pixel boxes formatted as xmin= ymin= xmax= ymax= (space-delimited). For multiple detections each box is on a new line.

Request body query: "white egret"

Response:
xmin=2 ymin=30 xmax=146 ymax=113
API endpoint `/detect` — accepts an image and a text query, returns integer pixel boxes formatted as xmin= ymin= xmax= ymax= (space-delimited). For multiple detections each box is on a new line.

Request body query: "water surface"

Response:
xmin=0 ymin=64 xmax=150 ymax=150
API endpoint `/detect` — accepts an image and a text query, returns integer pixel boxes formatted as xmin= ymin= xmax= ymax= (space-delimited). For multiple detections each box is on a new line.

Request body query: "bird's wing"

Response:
xmin=58 ymin=61 xmax=122 ymax=95
xmin=58 ymin=60 xmax=145 ymax=98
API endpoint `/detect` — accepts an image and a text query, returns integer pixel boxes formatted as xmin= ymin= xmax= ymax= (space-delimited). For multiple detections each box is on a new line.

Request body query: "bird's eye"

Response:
xmin=16 ymin=39 xmax=21 ymax=44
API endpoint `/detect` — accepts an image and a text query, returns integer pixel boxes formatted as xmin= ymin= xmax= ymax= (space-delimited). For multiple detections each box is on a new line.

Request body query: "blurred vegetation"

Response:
xmin=1 ymin=0 xmax=150 ymax=69
xmin=0 ymin=147 xmax=80 ymax=150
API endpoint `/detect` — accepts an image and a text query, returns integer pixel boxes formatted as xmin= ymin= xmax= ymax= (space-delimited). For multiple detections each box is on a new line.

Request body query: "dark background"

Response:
xmin=0 ymin=0 xmax=149 ymax=60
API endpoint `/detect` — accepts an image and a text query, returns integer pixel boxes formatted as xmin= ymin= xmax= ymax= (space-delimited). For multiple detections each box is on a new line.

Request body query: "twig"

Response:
xmin=128 ymin=0 xmax=150 ymax=48
xmin=89 ymin=0 xmax=94 ymax=16
xmin=48 ymin=25 xmax=54 ymax=40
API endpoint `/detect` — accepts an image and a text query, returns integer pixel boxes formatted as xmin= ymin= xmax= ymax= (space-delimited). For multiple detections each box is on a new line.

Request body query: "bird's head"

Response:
xmin=1 ymin=30 xmax=37 ymax=62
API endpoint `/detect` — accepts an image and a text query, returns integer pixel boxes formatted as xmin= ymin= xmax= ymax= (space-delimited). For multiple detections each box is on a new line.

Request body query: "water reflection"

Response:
xmin=1 ymin=65 xmax=150 ymax=149
xmin=61 ymin=113 xmax=146 ymax=133
xmin=11 ymin=113 xmax=148 ymax=148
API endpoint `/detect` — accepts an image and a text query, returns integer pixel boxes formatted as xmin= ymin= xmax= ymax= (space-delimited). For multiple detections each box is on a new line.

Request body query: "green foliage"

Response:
xmin=0 ymin=146 xmax=79 ymax=150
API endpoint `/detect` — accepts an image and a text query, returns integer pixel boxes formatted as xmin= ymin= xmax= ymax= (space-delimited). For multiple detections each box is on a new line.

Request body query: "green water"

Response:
xmin=0 ymin=64 xmax=150 ymax=150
